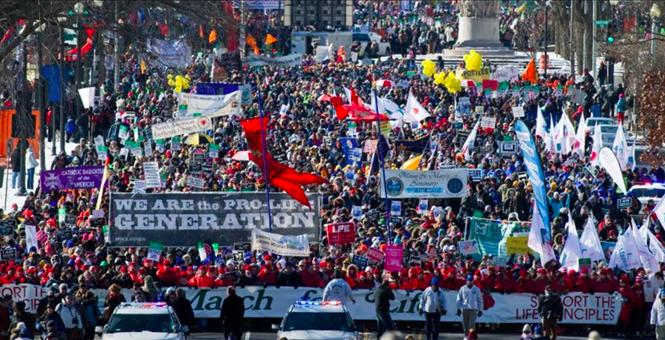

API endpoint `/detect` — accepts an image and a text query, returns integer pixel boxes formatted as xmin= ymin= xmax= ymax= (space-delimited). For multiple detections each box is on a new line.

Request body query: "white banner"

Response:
xmin=0 ymin=285 xmax=621 ymax=324
xmin=146 ymin=39 xmax=192 ymax=69
xmin=251 ymin=229 xmax=310 ymax=257
xmin=177 ymin=91 xmax=239 ymax=119
xmin=380 ymin=169 xmax=468 ymax=199
xmin=151 ymin=117 xmax=212 ymax=140
xmin=246 ymin=54 xmax=302 ymax=68
xmin=491 ymin=66 xmax=521 ymax=82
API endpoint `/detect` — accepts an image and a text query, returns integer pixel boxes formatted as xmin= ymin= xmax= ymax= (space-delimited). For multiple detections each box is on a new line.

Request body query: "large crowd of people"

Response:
xmin=1 ymin=1 xmax=664 ymax=340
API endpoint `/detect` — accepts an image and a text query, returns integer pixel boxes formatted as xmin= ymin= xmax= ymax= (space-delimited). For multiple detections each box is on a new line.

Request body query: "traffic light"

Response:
xmin=606 ymin=30 xmax=615 ymax=44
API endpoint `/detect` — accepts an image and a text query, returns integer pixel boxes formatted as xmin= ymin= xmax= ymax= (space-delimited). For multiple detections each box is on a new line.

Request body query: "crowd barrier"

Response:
xmin=0 ymin=284 xmax=622 ymax=324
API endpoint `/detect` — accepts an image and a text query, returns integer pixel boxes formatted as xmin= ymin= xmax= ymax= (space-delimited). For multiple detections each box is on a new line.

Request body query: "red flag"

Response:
xmin=482 ymin=79 xmax=499 ymax=91
xmin=330 ymin=96 xmax=388 ymax=122
xmin=330 ymin=96 xmax=349 ymax=120
xmin=241 ymin=117 xmax=326 ymax=208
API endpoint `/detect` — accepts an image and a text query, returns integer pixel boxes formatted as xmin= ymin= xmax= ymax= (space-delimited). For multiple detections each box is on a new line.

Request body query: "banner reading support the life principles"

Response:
xmin=0 ymin=285 xmax=622 ymax=324
xmin=109 ymin=192 xmax=321 ymax=246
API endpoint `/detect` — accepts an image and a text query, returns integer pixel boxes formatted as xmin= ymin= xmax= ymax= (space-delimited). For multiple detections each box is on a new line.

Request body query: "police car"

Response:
xmin=273 ymin=300 xmax=358 ymax=340
xmin=97 ymin=302 xmax=189 ymax=340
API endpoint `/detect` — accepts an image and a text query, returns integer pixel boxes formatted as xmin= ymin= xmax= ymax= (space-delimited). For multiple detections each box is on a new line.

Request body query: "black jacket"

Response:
xmin=538 ymin=293 xmax=563 ymax=320
xmin=172 ymin=297 xmax=195 ymax=328
xmin=220 ymin=293 xmax=244 ymax=332
xmin=374 ymin=284 xmax=395 ymax=313
xmin=277 ymin=270 xmax=303 ymax=287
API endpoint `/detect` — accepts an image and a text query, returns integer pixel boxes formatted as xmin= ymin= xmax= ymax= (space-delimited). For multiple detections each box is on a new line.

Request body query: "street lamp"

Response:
xmin=650 ymin=3 xmax=660 ymax=63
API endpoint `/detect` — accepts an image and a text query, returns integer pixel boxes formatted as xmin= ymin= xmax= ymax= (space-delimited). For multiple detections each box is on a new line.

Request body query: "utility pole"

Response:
xmin=75 ymin=16 xmax=82 ymax=126
xmin=59 ymin=26 xmax=65 ymax=153
xmin=113 ymin=0 xmax=119 ymax=90
xmin=582 ymin=0 xmax=588 ymax=72
xmin=592 ymin=0 xmax=598 ymax=80
xmin=569 ymin=0 xmax=575 ymax=76
xmin=544 ymin=2 xmax=549 ymax=78
xmin=17 ymin=42 xmax=28 ymax=196
xmin=38 ymin=24 xmax=46 ymax=173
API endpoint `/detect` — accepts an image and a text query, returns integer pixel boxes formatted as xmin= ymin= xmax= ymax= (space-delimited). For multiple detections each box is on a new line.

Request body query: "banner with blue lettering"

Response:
xmin=194 ymin=82 xmax=240 ymax=95
xmin=514 ymin=120 xmax=551 ymax=241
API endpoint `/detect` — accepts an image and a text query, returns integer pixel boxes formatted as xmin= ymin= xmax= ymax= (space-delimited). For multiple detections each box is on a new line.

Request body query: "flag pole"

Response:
xmin=256 ymin=80 xmax=273 ymax=232
xmin=372 ymin=81 xmax=391 ymax=244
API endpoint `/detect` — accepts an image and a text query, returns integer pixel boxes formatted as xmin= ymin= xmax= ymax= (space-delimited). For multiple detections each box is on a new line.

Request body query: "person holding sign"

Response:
xmin=419 ymin=277 xmax=447 ymax=340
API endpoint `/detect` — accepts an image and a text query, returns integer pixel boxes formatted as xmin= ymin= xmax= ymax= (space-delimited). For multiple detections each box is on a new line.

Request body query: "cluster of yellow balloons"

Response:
xmin=421 ymin=59 xmax=436 ymax=78
xmin=463 ymin=49 xmax=483 ymax=71
xmin=440 ymin=71 xmax=462 ymax=94
xmin=167 ymin=74 xmax=191 ymax=93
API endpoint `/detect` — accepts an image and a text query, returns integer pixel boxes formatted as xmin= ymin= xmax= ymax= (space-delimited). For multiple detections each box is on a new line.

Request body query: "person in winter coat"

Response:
xmin=650 ymin=288 xmax=665 ymax=339
xmin=277 ymin=262 xmax=303 ymax=287
xmin=220 ymin=286 xmax=244 ymax=340
xmin=25 ymin=148 xmax=38 ymax=190
xmin=10 ymin=147 xmax=20 ymax=189
xmin=322 ymin=270 xmax=355 ymax=305
xmin=374 ymin=280 xmax=395 ymax=338
xmin=38 ymin=304 xmax=65 ymax=340
xmin=615 ymin=93 xmax=626 ymax=125
xmin=56 ymin=294 xmax=83 ymax=339
xmin=174 ymin=289 xmax=195 ymax=332
xmin=419 ymin=277 xmax=447 ymax=340
xmin=77 ymin=289 xmax=99 ymax=340
xmin=537 ymin=285 xmax=563 ymax=340
xmin=9 ymin=302 xmax=35 ymax=339
xmin=457 ymin=275 xmax=483 ymax=335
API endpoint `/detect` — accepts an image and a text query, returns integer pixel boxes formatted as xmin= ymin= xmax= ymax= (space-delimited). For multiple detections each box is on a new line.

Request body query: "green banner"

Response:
xmin=467 ymin=218 xmax=529 ymax=262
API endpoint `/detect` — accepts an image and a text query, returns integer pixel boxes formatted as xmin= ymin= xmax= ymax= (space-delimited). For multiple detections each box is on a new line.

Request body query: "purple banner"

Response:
xmin=40 ymin=166 xmax=104 ymax=192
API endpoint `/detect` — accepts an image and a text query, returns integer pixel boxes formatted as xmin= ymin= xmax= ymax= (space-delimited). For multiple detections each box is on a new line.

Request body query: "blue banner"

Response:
xmin=340 ymin=137 xmax=361 ymax=166
xmin=194 ymin=82 xmax=240 ymax=95
xmin=514 ymin=120 xmax=551 ymax=241
xmin=41 ymin=64 xmax=70 ymax=103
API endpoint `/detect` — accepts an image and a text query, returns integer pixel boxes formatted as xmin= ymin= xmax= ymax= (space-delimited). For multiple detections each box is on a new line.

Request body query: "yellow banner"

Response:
xmin=456 ymin=67 xmax=491 ymax=83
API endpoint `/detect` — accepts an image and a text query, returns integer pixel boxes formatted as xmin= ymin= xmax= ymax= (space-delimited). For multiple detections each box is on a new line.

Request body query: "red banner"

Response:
xmin=325 ymin=222 xmax=356 ymax=245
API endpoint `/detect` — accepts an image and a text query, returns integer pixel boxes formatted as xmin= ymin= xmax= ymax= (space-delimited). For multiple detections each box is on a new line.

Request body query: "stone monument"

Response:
xmin=451 ymin=0 xmax=512 ymax=55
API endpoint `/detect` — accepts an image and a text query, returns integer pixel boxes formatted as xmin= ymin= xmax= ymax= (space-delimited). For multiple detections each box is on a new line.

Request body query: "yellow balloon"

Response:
xmin=463 ymin=49 xmax=483 ymax=71
xmin=433 ymin=71 xmax=446 ymax=85
xmin=174 ymin=76 xmax=184 ymax=93
xmin=167 ymin=78 xmax=175 ymax=87
xmin=443 ymin=71 xmax=461 ymax=94
xmin=421 ymin=59 xmax=436 ymax=78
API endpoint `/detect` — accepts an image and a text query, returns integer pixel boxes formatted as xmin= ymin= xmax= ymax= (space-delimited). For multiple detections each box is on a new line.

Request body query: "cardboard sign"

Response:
xmin=147 ymin=241 xmax=163 ymax=262
xmin=325 ymin=222 xmax=356 ymax=246
xmin=458 ymin=240 xmax=478 ymax=255
xmin=367 ymin=247 xmax=385 ymax=263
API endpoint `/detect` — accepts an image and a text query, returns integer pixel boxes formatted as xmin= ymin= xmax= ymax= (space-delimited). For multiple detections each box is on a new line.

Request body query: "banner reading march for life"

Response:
xmin=109 ymin=192 xmax=320 ymax=246
xmin=514 ymin=120 xmax=551 ymax=241
xmin=0 ymin=285 xmax=622 ymax=324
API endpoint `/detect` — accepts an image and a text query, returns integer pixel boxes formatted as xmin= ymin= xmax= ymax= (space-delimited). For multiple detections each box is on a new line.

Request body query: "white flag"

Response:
xmin=626 ymin=139 xmax=636 ymax=171
xmin=561 ymin=113 xmax=576 ymax=149
xmin=579 ymin=216 xmax=605 ymax=262
xmin=528 ymin=200 xmax=556 ymax=265
xmin=404 ymin=91 xmax=431 ymax=123
xmin=372 ymin=96 xmax=404 ymax=127
xmin=653 ymin=196 xmax=665 ymax=231
xmin=612 ymin=125 xmax=628 ymax=170
xmin=536 ymin=107 xmax=547 ymax=139
xmin=599 ymin=147 xmax=628 ymax=194
xmin=609 ymin=229 xmax=642 ymax=271
xmin=590 ymin=123 xmax=603 ymax=166
xmin=640 ymin=219 xmax=665 ymax=263
xmin=461 ymin=120 xmax=481 ymax=161
xmin=573 ymin=113 xmax=587 ymax=158
xmin=632 ymin=219 xmax=660 ymax=273
xmin=559 ymin=212 xmax=582 ymax=271
xmin=547 ymin=116 xmax=557 ymax=154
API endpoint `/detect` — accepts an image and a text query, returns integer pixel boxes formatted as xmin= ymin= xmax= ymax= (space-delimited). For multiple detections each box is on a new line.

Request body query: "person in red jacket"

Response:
xmin=575 ymin=268 xmax=594 ymax=293
xmin=156 ymin=260 xmax=177 ymax=285
xmin=345 ymin=265 xmax=360 ymax=289
xmin=494 ymin=268 xmax=514 ymax=293
xmin=630 ymin=275 xmax=647 ymax=336
xmin=480 ymin=267 xmax=498 ymax=292
xmin=594 ymin=268 xmax=619 ymax=293
xmin=513 ymin=270 xmax=532 ymax=293
xmin=617 ymin=277 xmax=638 ymax=337
xmin=529 ymin=268 xmax=548 ymax=294
xmin=550 ymin=270 xmax=568 ymax=293
xmin=258 ymin=264 xmax=278 ymax=286
xmin=300 ymin=262 xmax=324 ymax=288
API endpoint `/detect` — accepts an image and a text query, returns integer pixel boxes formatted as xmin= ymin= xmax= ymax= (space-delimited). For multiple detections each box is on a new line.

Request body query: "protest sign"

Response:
xmin=147 ymin=38 xmax=192 ymax=68
xmin=363 ymin=139 xmax=377 ymax=153
xmin=0 ymin=220 xmax=15 ymax=236
xmin=457 ymin=97 xmax=471 ymax=116
xmin=352 ymin=255 xmax=369 ymax=269
xmin=325 ymin=222 xmax=356 ymax=246
xmin=468 ymin=218 xmax=530 ymax=260
xmin=133 ymin=180 xmax=146 ymax=194
xmin=109 ymin=192 xmax=321 ymax=246
xmin=498 ymin=141 xmax=518 ymax=156
xmin=142 ymin=161 xmax=162 ymax=189
xmin=147 ymin=241 xmax=163 ymax=262
xmin=512 ymin=106 xmax=525 ymax=118
xmin=251 ymin=229 xmax=310 ymax=257
xmin=367 ymin=247 xmax=385 ymax=263
xmin=25 ymin=225 xmax=38 ymax=252
xmin=384 ymin=245 xmax=404 ymax=272
xmin=351 ymin=206 xmax=363 ymax=220
xmin=78 ymin=87 xmax=95 ymax=109
xmin=246 ymin=54 xmax=303 ymax=68
xmin=390 ymin=200 xmax=402 ymax=216
xmin=506 ymin=236 xmax=531 ymax=255
xmin=177 ymin=92 xmax=239 ymax=119
xmin=458 ymin=240 xmax=479 ymax=255
xmin=208 ymin=144 xmax=220 ymax=158
xmin=416 ymin=199 xmax=428 ymax=214
xmin=151 ymin=117 xmax=212 ymax=140
xmin=480 ymin=116 xmax=496 ymax=129
xmin=474 ymin=105 xmax=484 ymax=115
xmin=40 ymin=166 xmax=104 ymax=193
xmin=492 ymin=65 xmax=521 ymax=82
xmin=468 ymin=169 xmax=484 ymax=182
xmin=617 ymin=197 xmax=632 ymax=210
xmin=143 ymin=142 xmax=153 ymax=157
xmin=186 ymin=176 xmax=206 ymax=189
xmin=0 ymin=247 xmax=16 ymax=261
xmin=380 ymin=169 xmax=468 ymax=199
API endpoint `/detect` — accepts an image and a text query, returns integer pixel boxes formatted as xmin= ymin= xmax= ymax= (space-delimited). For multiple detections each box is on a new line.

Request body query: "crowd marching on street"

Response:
xmin=1 ymin=1 xmax=665 ymax=340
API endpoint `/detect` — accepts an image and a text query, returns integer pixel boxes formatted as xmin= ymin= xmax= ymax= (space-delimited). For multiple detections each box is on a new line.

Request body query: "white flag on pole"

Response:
xmin=609 ymin=229 xmax=642 ymax=271
xmin=640 ymin=219 xmax=665 ymax=263
xmin=528 ymin=200 xmax=556 ymax=265
xmin=573 ymin=113 xmax=587 ymax=158
xmin=632 ymin=219 xmax=660 ymax=273
xmin=590 ymin=123 xmax=603 ymax=166
xmin=653 ymin=196 xmax=665 ymax=234
xmin=579 ymin=216 xmax=605 ymax=262
xmin=461 ymin=120 xmax=481 ymax=161
xmin=612 ymin=125 xmax=629 ymax=170
xmin=404 ymin=91 xmax=431 ymax=123
xmin=559 ymin=212 xmax=582 ymax=271
xmin=536 ymin=107 xmax=547 ymax=139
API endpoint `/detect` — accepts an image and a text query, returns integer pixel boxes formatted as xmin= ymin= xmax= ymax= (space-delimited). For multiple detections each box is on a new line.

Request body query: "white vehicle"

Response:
xmin=590 ymin=124 xmax=636 ymax=148
xmin=626 ymin=183 xmax=665 ymax=205
xmin=97 ymin=302 xmax=189 ymax=340
xmin=273 ymin=300 xmax=358 ymax=340
xmin=585 ymin=117 xmax=615 ymax=133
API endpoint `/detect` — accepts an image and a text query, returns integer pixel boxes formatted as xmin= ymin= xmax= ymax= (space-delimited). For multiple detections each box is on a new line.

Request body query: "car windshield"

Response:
xmin=283 ymin=312 xmax=355 ymax=332
xmin=106 ymin=313 xmax=175 ymax=333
